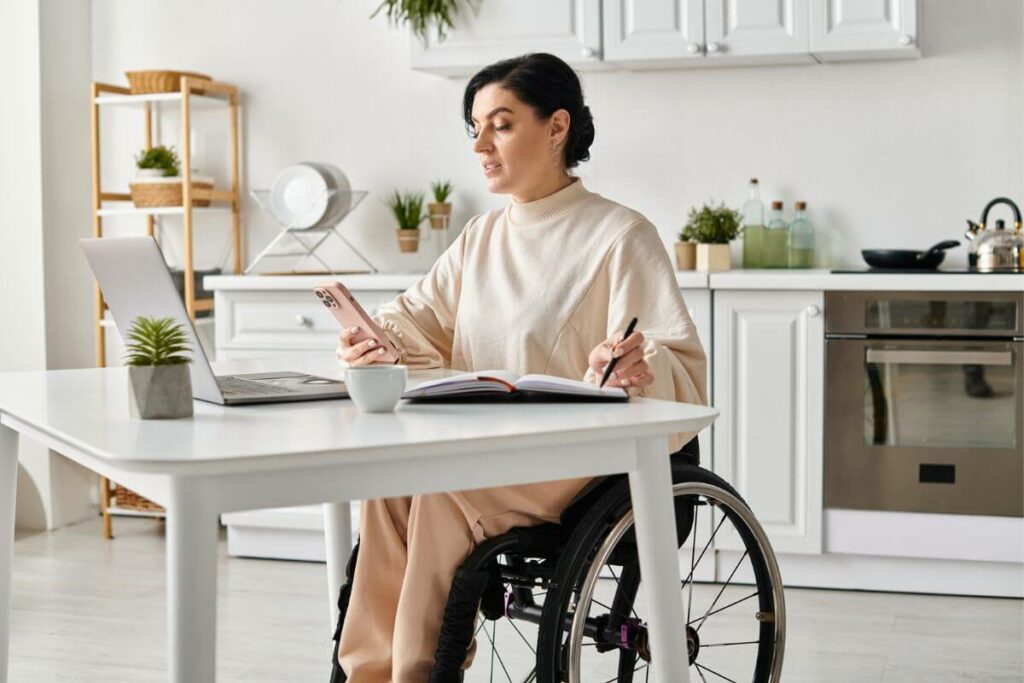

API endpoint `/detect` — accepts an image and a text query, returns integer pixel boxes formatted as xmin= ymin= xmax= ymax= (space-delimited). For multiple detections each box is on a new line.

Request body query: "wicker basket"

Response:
xmin=130 ymin=176 xmax=214 ymax=208
xmin=125 ymin=70 xmax=212 ymax=95
xmin=113 ymin=484 xmax=165 ymax=514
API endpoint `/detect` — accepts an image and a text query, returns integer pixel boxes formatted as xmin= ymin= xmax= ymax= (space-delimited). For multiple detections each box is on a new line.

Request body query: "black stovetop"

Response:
xmin=831 ymin=268 xmax=1024 ymax=274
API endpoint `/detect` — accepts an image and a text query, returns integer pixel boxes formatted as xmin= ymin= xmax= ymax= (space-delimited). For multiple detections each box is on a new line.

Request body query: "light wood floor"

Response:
xmin=8 ymin=517 xmax=1023 ymax=682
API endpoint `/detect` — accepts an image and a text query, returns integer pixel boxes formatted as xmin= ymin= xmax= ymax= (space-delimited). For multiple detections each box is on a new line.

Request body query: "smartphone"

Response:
xmin=314 ymin=281 xmax=402 ymax=364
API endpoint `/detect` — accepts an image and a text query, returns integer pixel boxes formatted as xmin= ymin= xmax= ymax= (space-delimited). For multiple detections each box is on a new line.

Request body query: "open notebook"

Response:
xmin=403 ymin=370 xmax=629 ymax=402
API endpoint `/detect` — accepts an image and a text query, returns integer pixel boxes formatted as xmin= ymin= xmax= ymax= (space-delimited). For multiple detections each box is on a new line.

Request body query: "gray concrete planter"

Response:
xmin=128 ymin=365 xmax=193 ymax=419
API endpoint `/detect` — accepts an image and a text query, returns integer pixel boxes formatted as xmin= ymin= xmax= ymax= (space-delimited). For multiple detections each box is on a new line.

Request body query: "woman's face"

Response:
xmin=470 ymin=83 xmax=569 ymax=199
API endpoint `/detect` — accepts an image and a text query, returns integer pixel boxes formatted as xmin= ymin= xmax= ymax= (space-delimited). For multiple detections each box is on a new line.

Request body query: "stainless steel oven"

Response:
xmin=825 ymin=291 xmax=1024 ymax=517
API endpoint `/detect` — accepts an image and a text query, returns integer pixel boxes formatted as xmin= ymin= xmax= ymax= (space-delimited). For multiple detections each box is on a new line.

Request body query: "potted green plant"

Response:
xmin=386 ymin=190 xmax=426 ymax=253
xmin=683 ymin=201 xmax=742 ymax=271
xmin=130 ymin=145 xmax=212 ymax=208
xmin=371 ymin=0 xmax=468 ymax=44
xmin=124 ymin=315 xmax=193 ymax=419
xmin=134 ymin=145 xmax=180 ymax=178
xmin=428 ymin=179 xmax=454 ymax=230
xmin=675 ymin=224 xmax=698 ymax=270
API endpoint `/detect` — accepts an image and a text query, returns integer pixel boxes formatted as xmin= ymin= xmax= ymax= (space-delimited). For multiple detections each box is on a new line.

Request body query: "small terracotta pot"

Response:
xmin=696 ymin=243 xmax=731 ymax=271
xmin=674 ymin=241 xmax=696 ymax=270
xmin=397 ymin=229 xmax=421 ymax=253
xmin=427 ymin=202 xmax=452 ymax=230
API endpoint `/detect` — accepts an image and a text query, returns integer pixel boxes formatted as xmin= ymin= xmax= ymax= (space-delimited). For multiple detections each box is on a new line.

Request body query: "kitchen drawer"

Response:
xmin=215 ymin=290 xmax=401 ymax=351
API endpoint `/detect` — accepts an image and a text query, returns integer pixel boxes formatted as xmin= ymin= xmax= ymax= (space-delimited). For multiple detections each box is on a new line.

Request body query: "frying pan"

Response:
xmin=861 ymin=240 xmax=960 ymax=270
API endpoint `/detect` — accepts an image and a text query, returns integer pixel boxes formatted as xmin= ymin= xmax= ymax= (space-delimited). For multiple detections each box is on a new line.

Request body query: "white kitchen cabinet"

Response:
xmin=680 ymin=288 xmax=712 ymax=466
xmin=212 ymin=285 xmax=401 ymax=561
xmin=712 ymin=289 xmax=824 ymax=555
xmin=214 ymin=289 xmax=401 ymax=357
xmin=704 ymin=0 xmax=813 ymax=64
xmin=602 ymin=0 xmax=705 ymax=68
xmin=412 ymin=0 xmax=919 ymax=75
xmin=410 ymin=0 xmax=603 ymax=77
xmin=809 ymin=0 xmax=919 ymax=61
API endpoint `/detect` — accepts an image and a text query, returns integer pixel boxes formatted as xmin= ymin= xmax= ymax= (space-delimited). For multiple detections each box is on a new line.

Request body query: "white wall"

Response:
xmin=1 ymin=0 xmax=97 ymax=530
xmin=90 ymin=0 xmax=1023 ymax=274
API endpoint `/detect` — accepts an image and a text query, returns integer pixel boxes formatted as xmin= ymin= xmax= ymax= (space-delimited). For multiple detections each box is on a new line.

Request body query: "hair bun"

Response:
xmin=568 ymin=104 xmax=595 ymax=167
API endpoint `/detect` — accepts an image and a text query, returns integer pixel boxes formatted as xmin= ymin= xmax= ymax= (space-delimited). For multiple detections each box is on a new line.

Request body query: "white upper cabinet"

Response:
xmin=409 ymin=0 xmax=603 ymax=77
xmin=712 ymin=290 xmax=824 ymax=555
xmin=809 ymin=0 xmax=919 ymax=60
xmin=704 ymin=0 xmax=813 ymax=64
xmin=409 ymin=0 xmax=920 ymax=75
xmin=602 ymin=0 xmax=705 ymax=67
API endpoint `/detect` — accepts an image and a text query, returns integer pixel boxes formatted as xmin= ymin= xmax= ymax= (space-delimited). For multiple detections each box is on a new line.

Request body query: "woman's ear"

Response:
xmin=549 ymin=109 xmax=571 ymax=151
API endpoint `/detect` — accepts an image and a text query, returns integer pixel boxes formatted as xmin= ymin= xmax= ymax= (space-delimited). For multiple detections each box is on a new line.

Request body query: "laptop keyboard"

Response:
xmin=217 ymin=376 xmax=298 ymax=397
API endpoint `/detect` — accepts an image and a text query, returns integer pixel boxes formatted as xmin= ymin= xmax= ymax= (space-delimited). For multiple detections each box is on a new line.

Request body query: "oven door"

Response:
xmin=826 ymin=337 xmax=1023 ymax=516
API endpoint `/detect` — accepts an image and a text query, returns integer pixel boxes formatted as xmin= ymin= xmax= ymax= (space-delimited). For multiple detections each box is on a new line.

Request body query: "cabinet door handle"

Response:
xmin=687 ymin=42 xmax=702 ymax=54
xmin=805 ymin=305 xmax=821 ymax=318
xmin=581 ymin=47 xmax=596 ymax=59
xmin=295 ymin=314 xmax=312 ymax=327
xmin=898 ymin=34 xmax=914 ymax=46
xmin=706 ymin=42 xmax=721 ymax=53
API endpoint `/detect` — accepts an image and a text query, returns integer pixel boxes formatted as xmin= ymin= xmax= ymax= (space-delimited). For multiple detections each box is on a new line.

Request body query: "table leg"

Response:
xmin=628 ymin=435 xmax=690 ymax=683
xmin=166 ymin=481 xmax=219 ymax=683
xmin=323 ymin=502 xmax=353 ymax=630
xmin=0 ymin=423 xmax=18 ymax=683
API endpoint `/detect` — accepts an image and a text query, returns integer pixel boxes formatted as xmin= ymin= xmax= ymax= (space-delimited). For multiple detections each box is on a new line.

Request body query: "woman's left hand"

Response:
xmin=588 ymin=329 xmax=654 ymax=394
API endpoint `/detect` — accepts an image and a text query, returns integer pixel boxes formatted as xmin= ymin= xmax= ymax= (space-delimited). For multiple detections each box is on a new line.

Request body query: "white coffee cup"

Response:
xmin=345 ymin=365 xmax=407 ymax=413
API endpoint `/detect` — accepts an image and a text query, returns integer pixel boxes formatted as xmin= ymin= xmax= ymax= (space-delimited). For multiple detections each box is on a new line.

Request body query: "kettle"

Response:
xmin=964 ymin=197 xmax=1023 ymax=271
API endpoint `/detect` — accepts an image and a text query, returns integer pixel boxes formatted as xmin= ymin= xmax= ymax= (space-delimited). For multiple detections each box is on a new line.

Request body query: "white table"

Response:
xmin=0 ymin=360 xmax=717 ymax=683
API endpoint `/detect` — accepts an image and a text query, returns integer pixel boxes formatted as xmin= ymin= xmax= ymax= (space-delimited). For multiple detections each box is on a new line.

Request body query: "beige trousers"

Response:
xmin=336 ymin=477 xmax=593 ymax=683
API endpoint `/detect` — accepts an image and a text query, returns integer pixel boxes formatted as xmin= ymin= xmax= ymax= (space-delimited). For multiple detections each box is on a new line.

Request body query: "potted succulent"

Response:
xmin=684 ymin=201 xmax=742 ymax=272
xmin=130 ymin=145 xmax=212 ymax=208
xmin=386 ymin=190 xmax=426 ymax=253
xmin=124 ymin=315 xmax=194 ymax=419
xmin=428 ymin=179 xmax=453 ymax=230
xmin=675 ymin=225 xmax=697 ymax=271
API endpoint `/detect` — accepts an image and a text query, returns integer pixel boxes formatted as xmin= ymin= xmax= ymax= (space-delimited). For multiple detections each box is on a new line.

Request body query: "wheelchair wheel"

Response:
xmin=535 ymin=465 xmax=785 ymax=683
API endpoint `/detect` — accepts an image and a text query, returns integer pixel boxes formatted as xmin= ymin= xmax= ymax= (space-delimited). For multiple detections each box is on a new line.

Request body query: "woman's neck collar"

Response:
xmin=508 ymin=176 xmax=586 ymax=225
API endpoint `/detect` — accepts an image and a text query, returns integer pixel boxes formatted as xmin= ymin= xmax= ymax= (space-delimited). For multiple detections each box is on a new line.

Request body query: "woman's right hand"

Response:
xmin=337 ymin=326 xmax=391 ymax=366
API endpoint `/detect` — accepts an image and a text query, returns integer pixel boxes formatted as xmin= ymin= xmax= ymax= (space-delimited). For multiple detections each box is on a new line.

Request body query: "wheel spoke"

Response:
xmin=695 ymin=662 xmax=739 ymax=683
xmin=699 ymin=639 xmax=760 ymax=648
xmin=687 ymin=590 xmax=758 ymax=625
xmin=694 ymin=550 xmax=748 ymax=633
xmin=601 ymin=664 xmax=648 ymax=683
xmin=694 ymin=664 xmax=710 ymax=683
xmin=506 ymin=615 xmax=537 ymax=654
xmin=607 ymin=565 xmax=640 ymax=620
xmin=687 ymin=500 xmax=699 ymax=625
xmin=590 ymin=596 xmax=631 ymax=621
xmin=483 ymin=621 xmax=514 ymax=683
xmin=681 ymin=513 xmax=726 ymax=590
xmin=489 ymin=621 xmax=496 ymax=681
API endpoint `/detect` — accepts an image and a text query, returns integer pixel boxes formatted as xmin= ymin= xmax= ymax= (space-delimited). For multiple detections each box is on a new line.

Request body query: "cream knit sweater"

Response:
xmin=349 ymin=179 xmax=707 ymax=452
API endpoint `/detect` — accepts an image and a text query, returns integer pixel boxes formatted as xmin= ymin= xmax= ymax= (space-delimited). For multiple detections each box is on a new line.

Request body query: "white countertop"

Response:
xmin=707 ymin=269 xmax=1024 ymax=292
xmin=206 ymin=269 xmax=1023 ymax=292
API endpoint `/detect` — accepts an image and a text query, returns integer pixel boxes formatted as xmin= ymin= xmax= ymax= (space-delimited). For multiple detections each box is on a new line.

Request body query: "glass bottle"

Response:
xmin=762 ymin=201 xmax=790 ymax=268
xmin=741 ymin=178 xmax=765 ymax=268
xmin=788 ymin=201 xmax=815 ymax=268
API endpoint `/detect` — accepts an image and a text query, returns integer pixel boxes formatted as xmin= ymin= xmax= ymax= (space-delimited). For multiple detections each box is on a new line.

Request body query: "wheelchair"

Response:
xmin=329 ymin=439 xmax=785 ymax=682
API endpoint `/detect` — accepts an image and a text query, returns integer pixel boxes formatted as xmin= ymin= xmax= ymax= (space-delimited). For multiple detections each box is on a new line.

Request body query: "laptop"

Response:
xmin=81 ymin=236 xmax=349 ymax=405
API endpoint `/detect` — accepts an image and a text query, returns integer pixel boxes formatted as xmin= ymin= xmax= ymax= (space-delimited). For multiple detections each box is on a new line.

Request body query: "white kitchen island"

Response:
xmin=205 ymin=269 xmax=1024 ymax=598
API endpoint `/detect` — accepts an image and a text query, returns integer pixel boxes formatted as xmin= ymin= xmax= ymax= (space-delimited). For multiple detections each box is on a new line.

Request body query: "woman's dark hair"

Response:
xmin=462 ymin=53 xmax=595 ymax=169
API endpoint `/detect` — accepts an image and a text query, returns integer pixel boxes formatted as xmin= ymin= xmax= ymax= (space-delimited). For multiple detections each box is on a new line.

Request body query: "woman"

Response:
xmin=335 ymin=52 xmax=706 ymax=682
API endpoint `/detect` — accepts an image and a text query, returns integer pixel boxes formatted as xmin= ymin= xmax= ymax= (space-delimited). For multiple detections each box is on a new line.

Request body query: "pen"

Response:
xmin=599 ymin=317 xmax=639 ymax=389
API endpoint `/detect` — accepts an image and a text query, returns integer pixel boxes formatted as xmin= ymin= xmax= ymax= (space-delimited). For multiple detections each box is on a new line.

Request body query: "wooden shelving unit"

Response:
xmin=90 ymin=76 xmax=242 ymax=539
